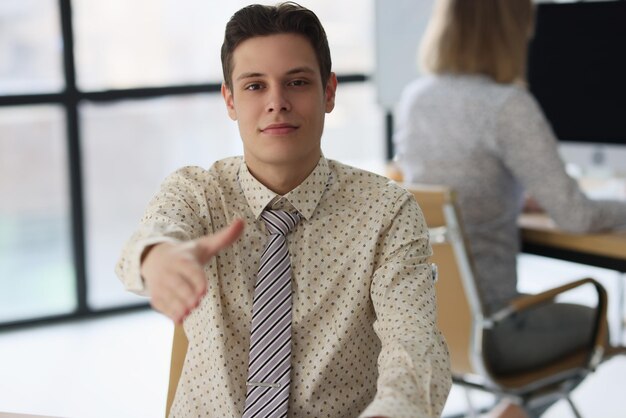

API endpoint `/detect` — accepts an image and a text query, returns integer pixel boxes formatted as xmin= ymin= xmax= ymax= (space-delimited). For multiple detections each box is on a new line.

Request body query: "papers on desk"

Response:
xmin=579 ymin=177 xmax=626 ymax=201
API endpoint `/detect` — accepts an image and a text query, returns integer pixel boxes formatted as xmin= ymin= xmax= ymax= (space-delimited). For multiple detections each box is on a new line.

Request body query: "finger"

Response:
xmin=151 ymin=292 xmax=188 ymax=323
xmin=171 ymin=300 xmax=190 ymax=324
xmin=165 ymin=272 xmax=201 ymax=310
xmin=195 ymin=219 xmax=245 ymax=264
xmin=175 ymin=257 xmax=208 ymax=300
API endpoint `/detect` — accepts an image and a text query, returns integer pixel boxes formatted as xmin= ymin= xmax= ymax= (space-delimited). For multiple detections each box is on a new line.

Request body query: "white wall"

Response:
xmin=374 ymin=0 xmax=434 ymax=110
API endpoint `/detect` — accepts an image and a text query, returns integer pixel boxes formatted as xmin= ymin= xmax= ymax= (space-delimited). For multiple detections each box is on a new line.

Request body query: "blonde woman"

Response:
xmin=394 ymin=0 xmax=626 ymax=417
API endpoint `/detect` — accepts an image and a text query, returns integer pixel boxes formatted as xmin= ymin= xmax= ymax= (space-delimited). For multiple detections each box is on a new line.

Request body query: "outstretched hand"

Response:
xmin=140 ymin=219 xmax=245 ymax=323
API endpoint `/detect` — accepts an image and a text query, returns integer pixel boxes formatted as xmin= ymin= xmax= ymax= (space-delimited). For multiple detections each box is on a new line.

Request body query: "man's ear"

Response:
xmin=221 ymin=83 xmax=237 ymax=121
xmin=324 ymin=72 xmax=338 ymax=113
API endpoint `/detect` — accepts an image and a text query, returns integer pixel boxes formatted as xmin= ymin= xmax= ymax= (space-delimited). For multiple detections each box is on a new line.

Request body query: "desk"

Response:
xmin=520 ymin=213 xmax=626 ymax=336
xmin=520 ymin=213 xmax=626 ymax=272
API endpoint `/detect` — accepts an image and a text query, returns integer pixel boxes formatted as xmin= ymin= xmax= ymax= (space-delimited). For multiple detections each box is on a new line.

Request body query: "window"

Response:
xmin=0 ymin=0 xmax=64 ymax=94
xmin=0 ymin=106 xmax=76 ymax=322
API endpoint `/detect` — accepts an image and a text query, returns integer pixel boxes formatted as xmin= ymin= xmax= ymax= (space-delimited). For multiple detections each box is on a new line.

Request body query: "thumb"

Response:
xmin=194 ymin=219 xmax=245 ymax=264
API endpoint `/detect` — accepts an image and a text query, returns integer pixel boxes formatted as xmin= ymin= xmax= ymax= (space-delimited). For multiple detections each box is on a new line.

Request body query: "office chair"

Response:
xmin=401 ymin=183 xmax=616 ymax=418
xmin=166 ymin=324 xmax=188 ymax=417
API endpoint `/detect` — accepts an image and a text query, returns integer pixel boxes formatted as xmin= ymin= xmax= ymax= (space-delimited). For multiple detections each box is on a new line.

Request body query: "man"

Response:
xmin=116 ymin=3 xmax=451 ymax=417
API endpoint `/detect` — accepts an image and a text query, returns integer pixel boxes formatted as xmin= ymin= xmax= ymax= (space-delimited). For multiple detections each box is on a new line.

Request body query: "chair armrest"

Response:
xmin=513 ymin=277 xmax=604 ymax=312
xmin=490 ymin=277 xmax=608 ymax=368
xmin=491 ymin=277 xmax=602 ymax=318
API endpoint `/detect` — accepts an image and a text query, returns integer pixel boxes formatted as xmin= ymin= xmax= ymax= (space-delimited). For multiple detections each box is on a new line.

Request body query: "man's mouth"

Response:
xmin=261 ymin=123 xmax=298 ymax=135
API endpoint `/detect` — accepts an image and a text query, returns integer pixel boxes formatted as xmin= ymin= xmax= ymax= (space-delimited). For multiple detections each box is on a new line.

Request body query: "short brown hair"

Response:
xmin=221 ymin=2 xmax=332 ymax=90
xmin=419 ymin=0 xmax=534 ymax=84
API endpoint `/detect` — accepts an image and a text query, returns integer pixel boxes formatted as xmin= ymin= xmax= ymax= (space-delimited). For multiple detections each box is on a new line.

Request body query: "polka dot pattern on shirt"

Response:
xmin=116 ymin=156 xmax=451 ymax=418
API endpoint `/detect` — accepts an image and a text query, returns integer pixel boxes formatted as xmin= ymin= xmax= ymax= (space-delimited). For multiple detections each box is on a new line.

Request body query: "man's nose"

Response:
xmin=266 ymin=87 xmax=291 ymax=112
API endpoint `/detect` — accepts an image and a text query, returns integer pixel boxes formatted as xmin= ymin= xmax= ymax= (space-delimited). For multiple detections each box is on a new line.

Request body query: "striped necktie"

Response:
xmin=243 ymin=209 xmax=301 ymax=418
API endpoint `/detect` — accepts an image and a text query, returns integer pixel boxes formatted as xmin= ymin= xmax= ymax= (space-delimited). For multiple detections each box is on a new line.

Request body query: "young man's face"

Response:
xmin=222 ymin=33 xmax=337 ymax=175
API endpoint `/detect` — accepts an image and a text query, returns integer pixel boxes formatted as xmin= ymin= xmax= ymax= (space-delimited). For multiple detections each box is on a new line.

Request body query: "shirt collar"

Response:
xmin=237 ymin=156 xmax=332 ymax=221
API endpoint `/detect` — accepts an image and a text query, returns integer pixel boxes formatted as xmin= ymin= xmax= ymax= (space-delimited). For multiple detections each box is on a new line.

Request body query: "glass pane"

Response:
xmin=323 ymin=81 xmax=386 ymax=174
xmin=73 ymin=0 xmax=372 ymax=91
xmin=73 ymin=0 xmax=225 ymax=90
xmin=302 ymin=0 xmax=375 ymax=74
xmin=0 ymin=106 xmax=75 ymax=323
xmin=0 ymin=0 xmax=64 ymax=94
xmin=81 ymin=95 xmax=242 ymax=309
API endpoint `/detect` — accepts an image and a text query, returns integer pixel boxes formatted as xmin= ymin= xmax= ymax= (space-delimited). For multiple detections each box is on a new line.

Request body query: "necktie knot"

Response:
xmin=261 ymin=210 xmax=301 ymax=236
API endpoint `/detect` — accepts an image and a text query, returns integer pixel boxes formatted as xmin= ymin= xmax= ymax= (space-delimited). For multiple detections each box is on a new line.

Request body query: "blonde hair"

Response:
xmin=419 ymin=0 xmax=534 ymax=84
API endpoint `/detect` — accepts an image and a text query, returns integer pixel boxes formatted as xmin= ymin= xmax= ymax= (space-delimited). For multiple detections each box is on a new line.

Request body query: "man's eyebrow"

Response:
xmin=236 ymin=72 xmax=264 ymax=82
xmin=234 ymin=67 xmax=317 ymax=82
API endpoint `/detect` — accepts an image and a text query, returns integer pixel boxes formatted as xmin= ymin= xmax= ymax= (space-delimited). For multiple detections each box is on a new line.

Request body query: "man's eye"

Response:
xmin=245 ymin=83 xmax=262 ymax=91
xmin=289 ymin=79 xmax=308 ymax=87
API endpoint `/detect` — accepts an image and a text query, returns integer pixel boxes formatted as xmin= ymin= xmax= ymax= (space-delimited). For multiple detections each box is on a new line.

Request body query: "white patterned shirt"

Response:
xmin=116 ymin=156 xmax=451 ymax=418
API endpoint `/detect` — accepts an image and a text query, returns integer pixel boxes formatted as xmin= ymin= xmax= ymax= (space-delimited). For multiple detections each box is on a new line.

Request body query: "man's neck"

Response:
xmin=245 ymin=156 xmax=320 ymax=195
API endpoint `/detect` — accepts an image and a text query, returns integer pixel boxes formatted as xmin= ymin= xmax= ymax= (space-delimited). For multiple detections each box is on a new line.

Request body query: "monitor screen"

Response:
xmin=527 ymin=1 xmax=626 ymax=145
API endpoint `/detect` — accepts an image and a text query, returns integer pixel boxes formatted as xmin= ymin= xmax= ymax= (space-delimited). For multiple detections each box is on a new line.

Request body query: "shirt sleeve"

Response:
xmin=495 ymin=89 xmax=626 ymax=233
xmin=115 ymin=166 xmax=211 ymax=295
xmin=360 ymin=193 xmax=452 ymax=418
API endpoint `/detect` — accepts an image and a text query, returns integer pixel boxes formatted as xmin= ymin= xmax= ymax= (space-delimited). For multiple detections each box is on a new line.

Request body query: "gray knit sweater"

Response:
xmin=394 ymin=74 xmax=626 ymax=313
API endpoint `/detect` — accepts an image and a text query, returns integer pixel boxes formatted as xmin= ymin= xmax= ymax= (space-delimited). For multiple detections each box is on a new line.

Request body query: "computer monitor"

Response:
xmin=527 ymin=1 xmax=626 ymax=145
